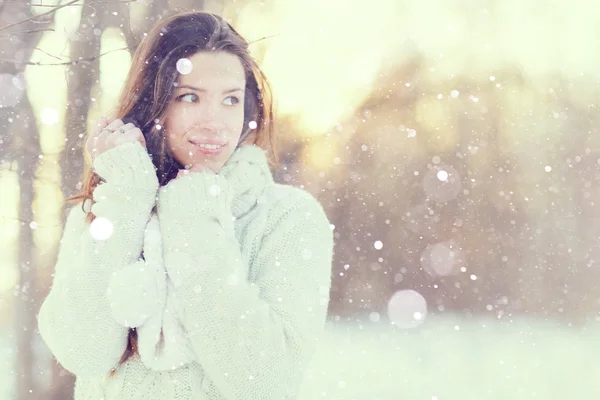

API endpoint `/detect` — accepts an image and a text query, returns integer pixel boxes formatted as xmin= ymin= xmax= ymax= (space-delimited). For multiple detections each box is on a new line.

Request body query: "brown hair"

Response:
xmin=64 ymin=11 xmax=276 ymax=374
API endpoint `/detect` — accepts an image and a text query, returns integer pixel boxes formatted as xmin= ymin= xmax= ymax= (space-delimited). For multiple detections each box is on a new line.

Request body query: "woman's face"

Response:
xmin=164 ymin=51 xmax=246 ymax=172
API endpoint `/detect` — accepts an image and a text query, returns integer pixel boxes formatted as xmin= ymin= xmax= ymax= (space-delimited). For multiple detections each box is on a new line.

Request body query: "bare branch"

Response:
xmin=0 ymin=0 xmax=80 ymax=32
xmin=248 ymin=33 xmax=280 ymax=45
xmin=34 ymin=46 xmax=62 ymax=60
xmin=1 ymin=0 xmax=135 ymax=6
xmin=0 ymin=1 xmax=83 ymax=6
xmin=118 ymin=0 xmax=138 ymax=51
xmin=0 ymin=46 xmax=130 ymax=66
xmin=0 ymin=0 xmax=138 ymax=32
xmin=0 ymin=28 xmax=54 ymax=37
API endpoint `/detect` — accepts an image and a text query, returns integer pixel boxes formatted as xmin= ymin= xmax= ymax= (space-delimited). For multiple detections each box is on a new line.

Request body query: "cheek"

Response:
xmin=163 ymin=120 xmax=186 ymax=152
xmin=164 ymin=109 xmax=189 ymax=138
xmin=228 ymin=109 xmax=245 ymax=134
xmin=166 ymin=109 xmax=182 ymax=128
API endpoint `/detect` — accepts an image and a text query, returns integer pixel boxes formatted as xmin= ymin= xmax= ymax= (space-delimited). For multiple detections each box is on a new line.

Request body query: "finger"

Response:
xmin=113 ymin=130 xmax=142 ymax=146
xmin=118 ymin=123 xmax=136 ymax=133
xmin=188 ymin=164 xmax=207 ymax=172
xmin=91 ymin=117 xmax=111 ymax=136
xmin=176 ymin=169 xmax=190 ymax=179
xmin=104 ymin=119 xmax=125 ymax=133
xmin=99 ymin=116 xmax=111 ymax=126
xmin=95 ymin=127 xmax=112 ymax=145
xmin=189 ymin=163 xmax=215 ymax=174
xmin=85 ymin=128 xmax=102 ymax=152
xmin=95 ymin=121 xmax=121 ymax=143
xmin=116 ymin=126 xmax=144 ymax=143
xmin=101 ymin=122 xmax=131 ymax=147
xmin=137 ymin=132 xmax=147 ymax=148
xmin=86 ymin=136 xmax=101 ymax=158
xmin=129 ymin=128 xmax=147 ymax=148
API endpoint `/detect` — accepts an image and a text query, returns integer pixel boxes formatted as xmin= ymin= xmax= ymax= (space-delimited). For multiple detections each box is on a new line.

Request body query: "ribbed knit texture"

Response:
xmin=38 ymin=141 xmax=334 ymax=400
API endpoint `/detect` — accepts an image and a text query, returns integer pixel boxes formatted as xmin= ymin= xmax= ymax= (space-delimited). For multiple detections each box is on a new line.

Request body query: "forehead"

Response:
xmin=177 ymin=51 xmax=245 ymax=87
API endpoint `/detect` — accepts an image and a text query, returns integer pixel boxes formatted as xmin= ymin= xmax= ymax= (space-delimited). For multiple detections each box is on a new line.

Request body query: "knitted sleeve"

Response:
xmin=37 ymin=141 xmax=159 ymax=377
xmin=157 ymin=173 xmax=333 ymax=399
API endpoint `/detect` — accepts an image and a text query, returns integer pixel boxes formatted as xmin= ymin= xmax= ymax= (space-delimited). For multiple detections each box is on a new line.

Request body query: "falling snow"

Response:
xmin=89 ymin=217 xmax=114 ymax=241
xmin=1 ymin=2 xmax=599 ymax=399
xmin=176 ymin=58 xmax=193 ymax=75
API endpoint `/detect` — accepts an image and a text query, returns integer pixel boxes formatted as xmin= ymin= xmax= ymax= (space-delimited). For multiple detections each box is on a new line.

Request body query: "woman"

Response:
xmin=37 ymin=11 xmax=334 ymax=400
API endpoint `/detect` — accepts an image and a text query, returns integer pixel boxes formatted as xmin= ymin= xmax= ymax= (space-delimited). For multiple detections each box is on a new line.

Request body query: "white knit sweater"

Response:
xmin=37 ymin=141 xmax=334 ymax=400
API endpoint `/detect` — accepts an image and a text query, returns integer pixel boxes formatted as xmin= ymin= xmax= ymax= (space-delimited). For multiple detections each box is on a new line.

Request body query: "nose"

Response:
xmin=194 ymin=102 xmax=226 ymax=133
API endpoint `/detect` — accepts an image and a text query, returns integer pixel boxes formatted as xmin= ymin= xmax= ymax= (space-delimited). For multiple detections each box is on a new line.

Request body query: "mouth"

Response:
xmin=189 ymin=141 xmax=226 ymax=156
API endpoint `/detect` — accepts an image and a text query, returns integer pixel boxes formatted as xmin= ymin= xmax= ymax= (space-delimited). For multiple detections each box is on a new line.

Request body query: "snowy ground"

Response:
xmin=300 ymin=315 xmax=600 ymax=399
xmin=2 ymin=315 xmax=599 ymax=399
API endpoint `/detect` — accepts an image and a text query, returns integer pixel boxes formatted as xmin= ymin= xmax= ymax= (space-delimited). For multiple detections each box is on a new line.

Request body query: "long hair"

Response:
xmin=63 ymin=11 xmax=276 ymax=374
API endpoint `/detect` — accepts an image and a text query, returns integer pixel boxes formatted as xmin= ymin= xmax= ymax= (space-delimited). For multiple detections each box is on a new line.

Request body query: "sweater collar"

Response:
xmin=219 ymin=144 xmax=274 ymax=219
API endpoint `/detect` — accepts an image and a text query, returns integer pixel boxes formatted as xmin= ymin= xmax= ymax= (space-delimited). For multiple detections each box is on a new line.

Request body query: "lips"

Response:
xmin=189 ymin=135 xmax=226 ymax=144
xmin=192 ymin=143 xmax=225 ymax=150
xmin=189 ymin=139 xmax=226 ymax=156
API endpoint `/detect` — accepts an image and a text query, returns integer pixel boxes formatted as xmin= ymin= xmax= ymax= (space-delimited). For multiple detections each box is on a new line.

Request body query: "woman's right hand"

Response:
xmin=86 ymin=117 xmax=147 ymax=162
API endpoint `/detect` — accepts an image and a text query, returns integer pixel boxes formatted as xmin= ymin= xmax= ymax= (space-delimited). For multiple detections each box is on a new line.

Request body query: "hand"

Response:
xmin=175 ymin=163 xmax=215 ymax=180
xmin=86 ymin=117 xmax=147 ymax=161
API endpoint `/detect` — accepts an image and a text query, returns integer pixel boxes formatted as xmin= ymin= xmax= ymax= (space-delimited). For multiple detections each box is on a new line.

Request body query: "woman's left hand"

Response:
xmin=175 ymin=164 xmax=215 ymax=180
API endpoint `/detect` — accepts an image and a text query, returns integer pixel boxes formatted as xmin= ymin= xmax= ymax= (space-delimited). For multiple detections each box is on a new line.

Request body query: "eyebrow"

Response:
xmin=175 ymin=85 xmax=243 ymax=94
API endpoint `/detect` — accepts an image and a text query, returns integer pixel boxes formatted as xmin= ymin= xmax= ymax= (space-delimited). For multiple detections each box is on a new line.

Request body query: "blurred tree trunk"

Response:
xmin=60 ymin=5 xmax=104 ymax=200
xmin=119 ymin=0 xmax=169 ymax=52
xmin=15 ymin=96 xmax=42 ymax=400
xmin=0 ymin=3 xmax=50 ymax=400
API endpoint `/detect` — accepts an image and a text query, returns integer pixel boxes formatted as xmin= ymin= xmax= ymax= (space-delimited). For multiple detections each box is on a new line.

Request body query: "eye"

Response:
xmin=176 ymin=93 xmax=198 ymax=103
xmin=223 ymin=96 xmax=240 ymax=106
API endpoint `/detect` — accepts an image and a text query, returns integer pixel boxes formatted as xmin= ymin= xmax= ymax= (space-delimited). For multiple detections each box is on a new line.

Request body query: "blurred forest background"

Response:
xmin=1 ymin=0 xmax=599 ymax=399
